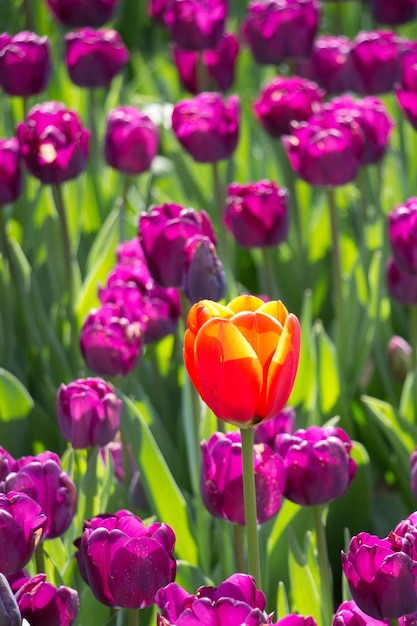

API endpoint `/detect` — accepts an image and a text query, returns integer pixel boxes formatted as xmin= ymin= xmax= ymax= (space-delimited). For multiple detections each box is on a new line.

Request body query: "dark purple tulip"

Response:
xmin=369 ymin=0 xmax=417 ymax=25
xmin=0 ymin=138 xmax=21 ymax=205
xmin=276 ymin=425 xmax=357 ymax=506
xmin=388 ymin=198 xmax=417 ymax=274
xmin=224 ymin=180 xmax=289 ymax=248
xmin=397 ymin=49 xmax=417 ymax=130
xmin=394 ymin=512 xmax=417 ymax=561
xmin=201 ymin=431 xmax=286 ymax=525
xmin=149 ymin=0 xmax=173 ymax=23
xmin=296 ymin=35 xmax=353 ymax=95
xmin=253 ymin=76 xmax=324 ymax=138
xmin=0 ymin=492 xmax=46 ymax=575
xmin=241 ymin=0 xmax=320 ymax=66
xmin=254 ymin=406 xmax=296 ymax=448
xmin=165 ymin=0 xmax=228 ymax=51
xmin=282 ymin=116 xmax=363 ymax=187
xmin=80 ymin=302 xmax=142 ymax=376
xmin=56 ymin=377 xmax=122 ymax=449
xmin=155 ymin=573 xmax=267 ymax=626
xmin=138 ymin=203 xmax=216 ymax=288
xmin=386 ymin=255 xmax=417 ymax=305
xmin=17 ymin=101 xmax=90 ymax=185
xmin=0 ymin=448 xmax=16 ymax=485
xmin=104 ymin=105 xmax=159 ymax=175
xmin=387 ymin=335 xmax=412 ymax=381
xmin=171 ymin=92 xmax=240 ymax=163
xmin=172 ymin=33 xmax=240 ymax=94
xmin=183 ymin=235 xmax=226 ymax=303
xmin=332 ymin=600 xmax=388 ymax=626
xmin=314 ymin=95 xmax=395 ymax=167
xmin=349 ymin=31 xmax=402 ymax=96
xmin=411 ymin=450 xmax=417 ymax=502
xmin=45 ymin=0 xmax=120 ymax=27
xmin=13 ymin=573 xmax=79 ymax=626
xmin=74 ymin=510 xmax=176 ymax=608
xmin=342 ymin=531 xmax=417 ymax=620
xmin=0 ymin=32 xmax=51 ymax=97
xmin=0 ymin=573 xmax=20 ymax=626
xmin=2 ymin=452 xmax=77 ymax=540
xmin=65 ymin=28 xmax=129 ymax=89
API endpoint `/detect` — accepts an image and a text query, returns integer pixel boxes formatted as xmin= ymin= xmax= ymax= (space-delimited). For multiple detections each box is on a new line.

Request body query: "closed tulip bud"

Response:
xmin=296 ymin=35 xmax=353 ymax=95
xmin=224 ymin=180 xmax=289 ymax=248
xmin=386 ymin=256 xmax=417 ymax=306
xmin=183 ymin=235 xmax=226 ymax=303
xmin=74 ymin=510 xmax=176 ymax=608
xmin=45 ymin=0 xmax=120 ymax=27
xmin=184 ymin=295 xmax=300 ymax=427
xmin=349 ymin=31 xmax=402 ymax=96
xmin=0 ymin=138 xmax=21 ymax=205
xmin=156 ymin=573 xmax=267 ymax=626
xmin=171 ymin=92 xmax=240 ymax=163
xmin=12 ymin=573 xmax=79 ymax=626
xmin=65 ymin=28 xmax=129 ymax=89
xmin=0 ymin=492 xmax=46 ymax=575
xmin=332 ymin=600 xmax=388 ymax=626
xmin=241 ymin=0 xmax=320 ymax=66
xmin=0 ymin=573 xmax=21 ymax=626
xmin=342 ymin=532 xmax=417 ymax=620
xmin=0 ymin=32 xmax=51 ymax=98
xmin=254 ymin=406 xmax=296 ymax=447
xmin=276 ymin=425 xmax=357 ymax=505
xmin=104 ymin=105 xmax=159 ymax=175
xmin=3 ymin=452 xmax=77 ymax=540
xmin=387 ymin=335 xmax=412 ymax=381
xmin=254 ymin=76 xmax=324 ymax=139
xmin=172 ymin=33 xmax=240 ymax=94
xmin=397 ymin=49 xmax=417 ymax=131
xmin=166 ymin=0 xmax=227 ymax=51
xmin=201 ymin=431 xmax=286 ymax=525
xmin=394 ymin=512 xmax=417 ymax=561
xmin=388 ymin=198 xmax=417 ymax=274
xmin=369 ymin=0 xmax=417 ymax=25
xmin=17 ymin=101 xmax=90 ymax=185
xmin=56 ymin=378 xmax=122 ymax=449
xmin=149 ymin=0 xmax=173 ymax=23
xmin=80 ymin=302 xmax=142 ymax=376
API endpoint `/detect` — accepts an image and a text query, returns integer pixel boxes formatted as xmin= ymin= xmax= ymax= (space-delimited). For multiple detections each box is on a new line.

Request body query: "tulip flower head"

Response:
xmin=45 ymin=0 xmax=120 ymax=27
xmin=0 ymin=138 xmax=22 ymax=205
xmin=0 ymin=32 xmax=51 ymax=98
xmin=183 ymin=295 xmax=300 ymax=427
xmin=12 ymin=573 xmax=79 ymax=626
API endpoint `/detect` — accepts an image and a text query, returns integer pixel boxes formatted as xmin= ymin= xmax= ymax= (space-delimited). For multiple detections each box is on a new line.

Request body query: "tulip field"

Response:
xmin=4 ymin=0 xmax=417 ymax=625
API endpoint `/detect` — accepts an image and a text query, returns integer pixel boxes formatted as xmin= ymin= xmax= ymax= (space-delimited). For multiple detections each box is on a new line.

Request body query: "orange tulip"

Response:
xmin=183 ymin=294 xmax=301 ymax=428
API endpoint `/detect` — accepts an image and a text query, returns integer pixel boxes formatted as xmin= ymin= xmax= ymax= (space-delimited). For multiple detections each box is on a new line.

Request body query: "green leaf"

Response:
xmin=288 ymin=528 xmax=321 ymax=624
xmin=0 ymin=368 xmax=33 ymax=420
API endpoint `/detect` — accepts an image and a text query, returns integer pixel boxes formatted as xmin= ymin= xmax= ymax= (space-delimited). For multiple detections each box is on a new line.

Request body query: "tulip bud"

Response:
xmin=386 ymin=256 xmax=417 ymax=306
xmin=183 ymin=235 xmax=226 ymax=303
xmin=388 ymin=198 xmax=417 ymax=274
xmin=0 ymin=32 xmax=51 ymax=98
xmin=369 ymin=0 xmax=417 ymax=25
xmin=387 ymin=335 xmax=412 ymax=381
xmin=296 ymin=35 xmax=353 ymax=95
xmin=0 ymin=139 xmax=22 ymax=205
xmin=332 ymin=600 xmax=388 ymax=626
xmin=349 ymin=30 xmax=402 ymax=96
xmin=13 ymin=573 xmax=79 ymax=626
xmin=167 ymin=0 xmax=228 ymax=51
xmin=45 ymin=0 xmax=120 ymax=27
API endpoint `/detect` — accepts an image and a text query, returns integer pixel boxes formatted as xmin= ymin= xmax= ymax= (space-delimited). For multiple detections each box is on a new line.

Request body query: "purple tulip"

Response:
xmin=0 ymin=573 xmax=20 ymax=626
xmin=183 ymin=235 xmax=226 ymax=302
xmin=0 ymin=138 xmax=21 ymax=205
xmin=201 ymin=431 xmax=286 ymax=525
xmin=276 ymin=425 xmax=357 ymax=506
xmin=241 ymin=0 xmax=320 ymax=66
xmin=332 ymin=600 xmax=388 ymax=626
xmin=386 ymin=256 xmax=417 ymax=305
xmin=0 ymin=32 xmax=51 ymax=97
xmin=172 ymin=33 xmax=239 ymax=94
xmin=388 ymin=198 xmax=417 ymax=274
xmin=411 ymin=449 xmax=417 ymax=503
xmin=149 ymin=0 xmax=173 ymax=23
xmin=387 ymin=335 xmax=413 ymax=381
xmin=165 ymin=0 xmax=228 ymax=51
xmin=2 ymin=452 xmax=77 ymax=540
xmin=254 ymin=406 xmax=296 ymax=448
xmin=296 ymin=35 xmax=353 ymax=95
xmin=313 ymin=95 xmax=394 ymax=167
xmin=65 ymin=28 xmax=129 ymax=89
xmin=17 ymin=101 xmax=90 ymax=185
xmin=45 ymin=0 xmax=120 ymax=27
xmin=394 ymin=512 xmax=417 ymax=561
xmin=342 ymin=531 xmax=417 ymax=620
xmin=12 ymin=573 xmax=79 ymax=626
xmin=0 ymin=492 xmax=47 ymax=575
xmin=224 ymin=180 xmax=289 ymax=248
xmin=171 ymin=92 xmax=240 ymax=163
xmin=56 ymin=377 xmax=122 ymax=449
xmin=138 ymin=203 xmax=216 ymax=287
xmin=80 ymin=302 xmax=142 ymax=376
xmin=282 ymin=115 xmax=363 ymax=187
xmin=349 ymin=30 xmax=402 ymax=96
xmin=74 ymin=510 xmax=176 ymax=608
xmin=253 ymin=76 xmax=324 ymax=139
xmin=104 ymin=105 xmax=159 ymax=175
xmin=397 ymin=48 xmax=417 ymax=131
xmin=368 ymin=0 xmax=417 ymax=25
xmin=0 ymin=448 xmax=17 ymax=485
xmin=155 ymin=573 xmax=267 ymax=626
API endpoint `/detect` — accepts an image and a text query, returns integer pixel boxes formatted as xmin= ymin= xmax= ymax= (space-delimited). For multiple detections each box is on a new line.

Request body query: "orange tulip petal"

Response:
xmin=187 ymin=300 xmax=233 ymax=335
xmin=258 ymin=300 xmax=290 ymax=327
xmin=184 ymin=328 xmax=207 ymax=403
xmin=194 ymin=318 xmax=263 ymax=426
xmin=231 ymin=311 xmax=282 ymax=369
xmin=227 ymin=294 xmax=265 ymax=314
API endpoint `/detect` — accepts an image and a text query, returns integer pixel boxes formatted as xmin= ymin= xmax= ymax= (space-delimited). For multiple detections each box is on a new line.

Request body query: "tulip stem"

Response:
xmin=240 ymin=427 xmax=261 ymax=588
xmin=34 ymin=542 xmax=46 ymax=574
xmin=326 ymin=187 xmax=343 ymax=347
xmin=212 ymin=161 xmax=236 ymax=299
xmin=313 ymin=505 xmax=333 ymax=626
xmin=127 ymin=608 xmax=139 ymax=626
xmin=118 ymin=175 xmax=131 ymax=243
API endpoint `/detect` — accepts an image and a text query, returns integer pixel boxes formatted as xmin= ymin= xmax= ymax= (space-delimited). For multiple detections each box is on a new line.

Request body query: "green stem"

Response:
xmin=327 ymin=187 xmax=343 ymax=345
xmin=52 ymin=184 xmax=74 ymax=315
xmin=313 ymin=505 xmax=333 ymax=625
xmin=23 ymin=0 xmax=36 ymax=31
xmin=127 ymin=608 xmax=139 ymax=626
xmin=388 ymin=620 xmax=400 ymax=626
xmin=118 ymin=175 xmax=131 ymax=243
xmin=261 ymin=247 xmax=278 ymax=300
xmin=233 ymin=523 xmax=246 ymax=573
xmin=240 ymin=427 xmax=261 ymax=587
xmin=212 ymin=161 xmax=236 ymax=299
xmin=34 ymin=542 xmax=46 ymax=574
